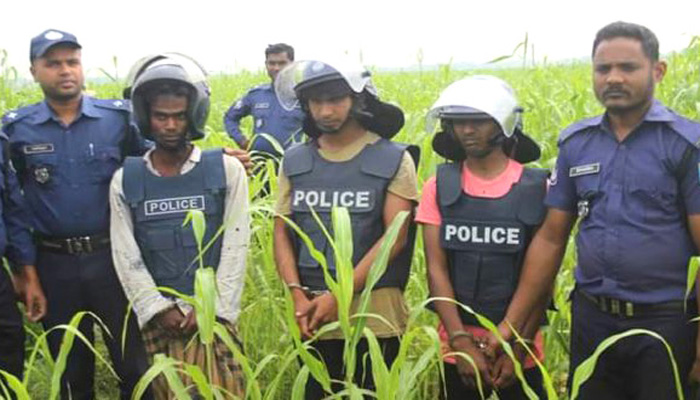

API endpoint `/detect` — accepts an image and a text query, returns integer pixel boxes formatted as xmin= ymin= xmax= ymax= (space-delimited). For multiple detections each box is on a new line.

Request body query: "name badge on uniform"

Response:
xmin=569 ymin=163 xmax=600 ymax=177
xmin=23 ymin=143 xmax=55 ymax=155
xmin=254 ymin=103 xmax=270 ymax=109
xmin=144 ymin=195 xmax=205 ymax=216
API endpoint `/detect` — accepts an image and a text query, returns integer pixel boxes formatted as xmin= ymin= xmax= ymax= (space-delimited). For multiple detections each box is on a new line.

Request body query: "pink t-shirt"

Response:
xmin=416 ymin=159 xmax=544 ymax=366
xmin=415 ymin=159 xmax=524 ymax=226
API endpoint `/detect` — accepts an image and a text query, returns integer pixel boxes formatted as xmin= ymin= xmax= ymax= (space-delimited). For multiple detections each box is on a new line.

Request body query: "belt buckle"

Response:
xmin=66 ymin=236 xmax=92 ymax=254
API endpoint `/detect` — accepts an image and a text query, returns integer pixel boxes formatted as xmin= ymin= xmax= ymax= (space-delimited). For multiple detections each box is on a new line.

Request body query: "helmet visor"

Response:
xmin=275 ymin=58 xmax=373 ymax=111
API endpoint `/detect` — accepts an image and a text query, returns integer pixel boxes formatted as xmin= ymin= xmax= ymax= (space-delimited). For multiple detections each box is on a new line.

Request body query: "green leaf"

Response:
xmin=194 ymin=268 xmax=218 ymax=345
xmin=686 ymin=257 xmax=699 ymax=310
xmin=0 ymin=370 xmax=30 ymax=400
xmin=570 ymin=328 xmax=684 ymax=400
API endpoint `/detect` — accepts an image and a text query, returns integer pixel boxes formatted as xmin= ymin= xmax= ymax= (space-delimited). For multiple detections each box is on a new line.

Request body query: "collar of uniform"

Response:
xmin=642 ymin=99 xmax=675 ymax=123
xmin=143 ymin=145 xmax=202 ymax=176
xmin=585 ymin=98 xmax=674 ymax=134
xmin=33 ymin=95 xmax=101 ymax=125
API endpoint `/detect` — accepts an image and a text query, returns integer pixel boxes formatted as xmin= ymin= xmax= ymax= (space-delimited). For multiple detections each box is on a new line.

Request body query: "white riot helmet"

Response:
xmin=275 ymin=58 xmax=404 ymax=138
xmin=427 ymin=75 xmax=540 ymax=163
xmin=129 ymin=54 xmax=210 ymax=140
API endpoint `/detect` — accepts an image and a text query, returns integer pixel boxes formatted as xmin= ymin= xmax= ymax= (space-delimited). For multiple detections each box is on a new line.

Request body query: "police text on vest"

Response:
xmin=444 ymin=224 xmax=520 ymax=245
xmin=144 ymin=195 xmax=206 ymax=216
xmin=292 ymin=189 xmax=374 ymax=211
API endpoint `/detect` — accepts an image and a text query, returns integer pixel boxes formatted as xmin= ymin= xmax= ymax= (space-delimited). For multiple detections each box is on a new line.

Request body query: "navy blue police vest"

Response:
xmin=122 ymin=149 xmax=226 ymax=296
xmin=284 ymin=138 xmax=416 ymax=291
xmin=437 ymin=162 xmax=547 ymax=325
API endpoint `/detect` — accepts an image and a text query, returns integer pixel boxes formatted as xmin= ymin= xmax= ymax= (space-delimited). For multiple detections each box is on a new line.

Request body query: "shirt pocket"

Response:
xmin=629 ymin=176 xmax=677 ymax=224
xmin=89 ymin=146 xmax=121 ymax=183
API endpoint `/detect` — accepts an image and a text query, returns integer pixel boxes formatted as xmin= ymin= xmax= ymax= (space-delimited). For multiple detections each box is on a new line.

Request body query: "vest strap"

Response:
xmin=122 ymin=156 xmax=146 ymax=208
xmin=437 ymin=162 xmax=462 ymax=207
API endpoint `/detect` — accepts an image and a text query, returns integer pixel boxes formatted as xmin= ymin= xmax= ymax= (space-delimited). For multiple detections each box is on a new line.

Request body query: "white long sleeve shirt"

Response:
xmin=109 ymin=146 xmax=249 ymax=328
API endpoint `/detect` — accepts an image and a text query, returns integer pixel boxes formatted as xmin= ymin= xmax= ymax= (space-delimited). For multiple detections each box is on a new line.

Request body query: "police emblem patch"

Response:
xmin=34 ymin=167 xmax=50 ymax=184
xmin=44 ymin=31 xmax=64 ymax=40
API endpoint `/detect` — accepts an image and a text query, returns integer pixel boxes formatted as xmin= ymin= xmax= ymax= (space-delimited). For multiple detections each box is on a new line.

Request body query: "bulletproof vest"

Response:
xmin=437 ymin=162 xmax=547 ymax=325
xmin=284 ymin=139 xmax=415 ymax=291
xmin=122 ymin=149 xmax=226 ymax=296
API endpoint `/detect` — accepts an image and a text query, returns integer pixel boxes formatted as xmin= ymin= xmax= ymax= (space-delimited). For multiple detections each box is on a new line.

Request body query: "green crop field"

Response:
xmin=0 ymin=37 xmax=699 ymax=399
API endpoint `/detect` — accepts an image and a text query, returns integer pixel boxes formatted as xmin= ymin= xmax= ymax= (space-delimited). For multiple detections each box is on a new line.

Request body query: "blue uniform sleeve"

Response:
xmin=544 ymin=143 xmax=578 ymax=213
xmin=679 ymin=146 xmax=700 ymax=215
xmin=224 ymin=94 xmax=252 ymax=146
xmin=1 ymin=146 xmax=36 ymax=267
xmin=123 ymin=123 xmax=152 ymax=157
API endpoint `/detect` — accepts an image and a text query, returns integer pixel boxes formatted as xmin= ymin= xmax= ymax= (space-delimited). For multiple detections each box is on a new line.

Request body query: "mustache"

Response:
xmin=602 ymin=86 xmax=629 ymax=97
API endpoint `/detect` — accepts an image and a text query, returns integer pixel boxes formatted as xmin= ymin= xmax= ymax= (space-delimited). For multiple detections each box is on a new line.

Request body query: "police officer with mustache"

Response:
xmin=493 ymin=21 xmax=700 ymax=399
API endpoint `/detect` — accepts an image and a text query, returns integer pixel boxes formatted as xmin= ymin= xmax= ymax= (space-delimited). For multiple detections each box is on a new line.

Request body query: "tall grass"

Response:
xmin=0 ymin=37 xmax=698 ymax=399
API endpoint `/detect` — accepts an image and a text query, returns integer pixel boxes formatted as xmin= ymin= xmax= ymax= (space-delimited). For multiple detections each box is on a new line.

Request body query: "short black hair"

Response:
xmin=592 ymin=21 xmax=659 ymax=61
xmin=144 ymin=81 xmax=191 ymax=106
xmin=265 ymin=43 xmax=294 ymax=61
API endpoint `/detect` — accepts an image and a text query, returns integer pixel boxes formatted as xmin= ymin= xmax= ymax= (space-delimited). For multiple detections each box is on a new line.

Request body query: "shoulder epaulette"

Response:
xmin=92 ymin=98 xmax=131 ymax=114
xmin=666 ymin=114 xmax=700 ymax=149
xmin=558 ymin=115 xmax=602 ymax=144
xmin=249 ymin=83 xmax=272 ymax=93
xmin=1 ymin=105 xmax=38 ymax=127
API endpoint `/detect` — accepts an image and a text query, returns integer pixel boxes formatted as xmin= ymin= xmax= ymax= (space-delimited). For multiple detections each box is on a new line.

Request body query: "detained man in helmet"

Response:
xmin=273 ymin=59 xmax=419 ymax=398
xmin=109 ymin=57 xmax=249 ymax=398
xmin=415 ymin=76 xmax=547 ymax=399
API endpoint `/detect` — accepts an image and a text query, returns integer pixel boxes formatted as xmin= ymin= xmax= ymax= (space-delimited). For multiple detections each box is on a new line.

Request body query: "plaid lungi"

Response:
xmin=141 ymin=319 xmax=245 ymax=399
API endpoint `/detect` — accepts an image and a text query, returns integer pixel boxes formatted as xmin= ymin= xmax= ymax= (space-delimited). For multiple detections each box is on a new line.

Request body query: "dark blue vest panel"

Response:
xmin=285 ymin=139 xmax=413 ymax=291
xmin=437 ymin=163 xmax=547 ymax=325
xmin=122 ymin=149 xmax=226 ymax=296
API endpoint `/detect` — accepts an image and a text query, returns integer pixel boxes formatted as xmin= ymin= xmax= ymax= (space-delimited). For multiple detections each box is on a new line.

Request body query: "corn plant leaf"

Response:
xmin=182 ymin=363 xmax=214 ymax=400
xmin=251 ymin=133 xmax=285 ymax=155
xmin=291 ymin=365 xmax=310 ymax=400
xmin=213 ymin=323 xmax=262 ymax=400
xmin=686 ymin=257 xmax=699 ymax=310
xmin=0 ymin=370 xmax=30 ymax=400
xmin=48 ymin=311 xmax=118 ymax=400
xmin=507 ymin=321 xmax=558 ymax=399
xmin=194 ymin=267 xmax=218 ymax=345
xmin=570 ymin=328 xmax=684 ymax=400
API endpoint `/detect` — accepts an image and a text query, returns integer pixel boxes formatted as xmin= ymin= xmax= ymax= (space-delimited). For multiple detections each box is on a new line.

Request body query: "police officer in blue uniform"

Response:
xmin=492 ymin=22 xmax=700 ymax=399
xmin=223 ymin=43 xmax=304 ymax=157
xmin=0 ymin=130 xmax=46 ymax=382
xmin=1 ymin=29 xmax=150 ymax=399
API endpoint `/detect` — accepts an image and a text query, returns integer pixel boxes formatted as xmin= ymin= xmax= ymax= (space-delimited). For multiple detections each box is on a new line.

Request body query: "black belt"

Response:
xmin=36 ymin=232 xmax=111 ymax=255
xmin=576 ymin=290 xmax=687 ymax=318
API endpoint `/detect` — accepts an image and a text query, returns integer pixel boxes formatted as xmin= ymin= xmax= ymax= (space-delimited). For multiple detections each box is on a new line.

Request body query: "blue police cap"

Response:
xmin=30 ymin=29 xmax=81 ymax=61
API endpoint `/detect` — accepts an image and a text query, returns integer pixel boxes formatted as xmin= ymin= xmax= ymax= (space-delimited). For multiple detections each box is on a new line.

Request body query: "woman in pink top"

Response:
xmin=416 ymin=76 xmax=547 ymax=399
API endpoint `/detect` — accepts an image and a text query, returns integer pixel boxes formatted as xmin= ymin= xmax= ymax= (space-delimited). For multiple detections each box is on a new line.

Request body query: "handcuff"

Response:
xmin=448 ymin=330 xmax=488 ymax=351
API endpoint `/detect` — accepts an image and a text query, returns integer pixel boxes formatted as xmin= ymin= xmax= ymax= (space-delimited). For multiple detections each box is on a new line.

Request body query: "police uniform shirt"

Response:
xmin=109 ymin=146 xmax=250 ymax=327
xmin=0 ymin=134 xmax=36 ymax=267
xmin=223 ymin=83 xmax=304 ymax=155
xmin=275 ymin=130 xmax=418 ymax=339
xmin=1 ymin=96 xmax=147 ymax=238
xmin=547 ymin=100 xmax=700 ymax=303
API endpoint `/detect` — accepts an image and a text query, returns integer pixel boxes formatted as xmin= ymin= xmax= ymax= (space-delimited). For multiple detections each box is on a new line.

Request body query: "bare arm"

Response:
xmin=351 ymin=192 xmax=413 ymax=291
xmin=502 ymin=208 xmax=576 ymax=336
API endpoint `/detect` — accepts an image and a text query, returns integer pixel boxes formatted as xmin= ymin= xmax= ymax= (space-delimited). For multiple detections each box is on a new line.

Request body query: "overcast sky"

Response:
xmin=1 ymin=0 xmax=698 ymax=79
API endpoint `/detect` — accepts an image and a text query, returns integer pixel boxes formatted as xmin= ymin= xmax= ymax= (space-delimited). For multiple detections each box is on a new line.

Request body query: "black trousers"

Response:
xmin=304 ymin=337 xmax=400 ymax=400
xmin=569 ymin=290 xmax=698 ymax=400
xmin=37 ymin=248 xmax=151 ymax=400
xmin=0 ymin=268 xmax=24 ymax=379
xmin=440 ymin=362 xmax=544 ymax=400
